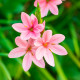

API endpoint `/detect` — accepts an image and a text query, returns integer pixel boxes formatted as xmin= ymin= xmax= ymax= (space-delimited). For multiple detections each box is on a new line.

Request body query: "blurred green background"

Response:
xmin=0 ymin=0 xmax=80 ymax=80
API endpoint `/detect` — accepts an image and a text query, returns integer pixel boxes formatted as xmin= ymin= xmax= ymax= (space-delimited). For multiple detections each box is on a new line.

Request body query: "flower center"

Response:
xmin=29 ymin=27 xmax=33 ymax=31
xmin=46 ymin=0 xmax=50 ymax=2
xmin=43 ymin=43 xmax=48 ymax=47
xmin=27 ymin=47 xmax=32 ymax=51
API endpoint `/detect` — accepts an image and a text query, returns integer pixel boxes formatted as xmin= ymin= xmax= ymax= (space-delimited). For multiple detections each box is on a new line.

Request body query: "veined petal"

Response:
xmin=31 ymin=32 xmax=40 ymax=39
xmin=43 ymin=21 xmax=45 ymax=28
xmin=50 ymin=34 xmax=65 ymax=44
xmin=8 ymin=47 xmax=26 ymax=58
xmin=15 ymin=36 xmax=28 ymax=48
xmin=44 ymin=49 xmax=55 ymax=67
xmin=21 ymin=12 xmax=31 ymax=27
xmin=22 ymin=53 xmax=32 ymax=71
xmin=42 ymin=30 xmax=52 ymax=42
xmin=34 ymin=24 xmax=44 ymax=33
xmin=51 ymin=0 xmax=62 ymax=5
xmin=36 ymin=46 xmax=46 ymax=60
xmin=28 ymin=38 xmax=35 ymax=46
xmin=20 ymin=31 xmax=31 ymax=40
xmin=31 ymin=14 xmax=38 ymax=26
xmin=37 ymin=0 xmax=46 ymax=7
xmin=32 ymin=54 xmax=45 ymax=68
xmin=41 ymin=5 xmax=49 ymax=17
xmin=49 ymin=45 xmax=68 ymax=55
xmin=49 ymin=4 xmax=58 ymax=15
xmin=12 ymin=23 xmax=27 ymax=32
xmin=34 ymin=37 xmax=43 ymax=46
xmin=34 ymin=0 xmax=37 ymax=7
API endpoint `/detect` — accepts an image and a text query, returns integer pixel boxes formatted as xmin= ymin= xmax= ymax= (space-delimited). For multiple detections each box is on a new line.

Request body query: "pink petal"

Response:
xmin=34 ymin=37 xmax=43 ymax=46
xmin=44 ymin=49 xmax=55 ymax=67
xmin=31 ymin=14 xmax=38 ymax=26
xmin=36 ymin=46 xmax=46 ymax=60
xmin=49 ymin=45 xmax=68 ymax=55
xmin=21 ymin=12 xmax=31 ymax=27
xmin=50 ymin=34 xmax=65 ymax=44
xmin=31 ymin=32 xmax=40 ymax=39
xmin=38 ymin=0 xmax=46 ymax=7
xmin=12 ymin=23 xmax=27 ymax=32
xmin=8 ymin=47 xmax=26 ymax=58
xmin=22 ymin=53 xmax=32 ymax=71
xmin=34 ymin=24 xmax=44 ymax=33
xmin=34 ymin=0 xmax=37 ymax=7
xmin=28 ymin=38 xmax=35 ymax=46
xmin=49 ymin=4 xmax=58 ymax=15
xmin=20 ymin=31 xmax=31 ymax=40
xmin=15 ymin=36 xmax=28 ymax=48
xmin=51 ymin=0 xmax=62 ymax=5
xmin=42 ymin=30 xmax=52 ymax=42
xmin=43 ymin=21 xmax=45 ymax=27
xmin=32 ymin=54 xmax=45 ymax=68
xmin=41 ymin=5 xmax=49 ymax=17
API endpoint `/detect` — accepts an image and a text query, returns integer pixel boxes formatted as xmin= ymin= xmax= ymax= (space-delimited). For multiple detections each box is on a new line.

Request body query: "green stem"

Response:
xmin=0 ymin=53 xmax=8 ymax=57
xmin=53 ymin=54 xmax=67 ymax=80
xmin=69 ymin=23 xmax=80 ymax=58
xmin=0 ymin=19 xmax=21 ymax=24
xmin=62 ymin=43 xmax=80 ymax=68
xmin=35 ymin=3 xmax=42 ymax=23
xmin=0 ymin=60 xmax=12 ymax=80
xmin=37 ymin=67 xmax=55 ymax=80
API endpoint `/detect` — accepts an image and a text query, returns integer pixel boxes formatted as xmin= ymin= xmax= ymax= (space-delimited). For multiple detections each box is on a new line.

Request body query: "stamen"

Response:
xmin=31 ymin=52 xmax=34 ymax=56
xmin=49 ymin=49 xmax=52 ymax=52
xmin=46 ymin=0 xmax=50 ymax=2
xmin=26 ymin=47 xmax=32 ymax=52
xmin=51 ymin=43 xmax=55 ymax=45
xmin=29 ymin=28 xmax=33 ymax=31
xmin=28 ymin=47 xmax=31 ymax=51
xmin=43 ymin=43 xmax=48 ymax=47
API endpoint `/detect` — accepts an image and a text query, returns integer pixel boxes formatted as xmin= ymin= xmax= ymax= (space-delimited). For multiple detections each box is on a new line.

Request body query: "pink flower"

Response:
xmin=12 ymin=12 xmax=45 ymax=40
xmin=8 ymin=37 xmax=45 ymax=71
xmin=34 ymin=30 xmax=67 ymax=66
xmin=34 ymin=0 xmax=62 ymax=17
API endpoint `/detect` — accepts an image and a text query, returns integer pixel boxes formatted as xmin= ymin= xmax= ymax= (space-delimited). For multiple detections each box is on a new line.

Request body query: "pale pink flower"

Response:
xmin=34 ymin=30 xmax=67 ymax=66
xmin=34 ymin=0 xmax=62 ymax=17
xmin=8 ymin=37 xmax=45 ymax=71
xmin=12 ymin=12 xmax=45 ymax=40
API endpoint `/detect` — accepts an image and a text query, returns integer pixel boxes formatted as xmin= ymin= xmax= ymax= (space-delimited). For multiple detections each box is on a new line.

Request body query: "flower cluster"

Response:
xmin=8 ymin=1 xmax=67 ymax=71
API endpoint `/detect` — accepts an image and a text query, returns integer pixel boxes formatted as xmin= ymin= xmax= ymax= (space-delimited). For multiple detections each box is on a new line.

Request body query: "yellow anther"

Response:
xmin=49 ymin=49 xmax=52 ymax=52
xmin=31 ymin=52 xmax=34 ymax=56
xmin=51 ymin=43 xmax=55 ymax=45
xmin=25 ymin=26 xmax=27 ymax=27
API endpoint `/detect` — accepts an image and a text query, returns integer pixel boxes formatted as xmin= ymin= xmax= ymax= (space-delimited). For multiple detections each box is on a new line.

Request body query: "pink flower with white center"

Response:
xmin=8 ymin=37 xmax=45 ymax=71
xmin=34 ymin=0 xmax=62 ymax=17
xmin=12 ymin=12 xmax=45 ymax=40
xmin=34 ymin=30 xmax=67 ymax=66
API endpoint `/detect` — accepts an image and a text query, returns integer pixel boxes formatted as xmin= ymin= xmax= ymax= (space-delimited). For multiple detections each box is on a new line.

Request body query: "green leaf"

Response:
xmin=69 ymin=23 xmax=80 ymax=58
xmin=0 ymin=60 xmax=12 ymax=80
